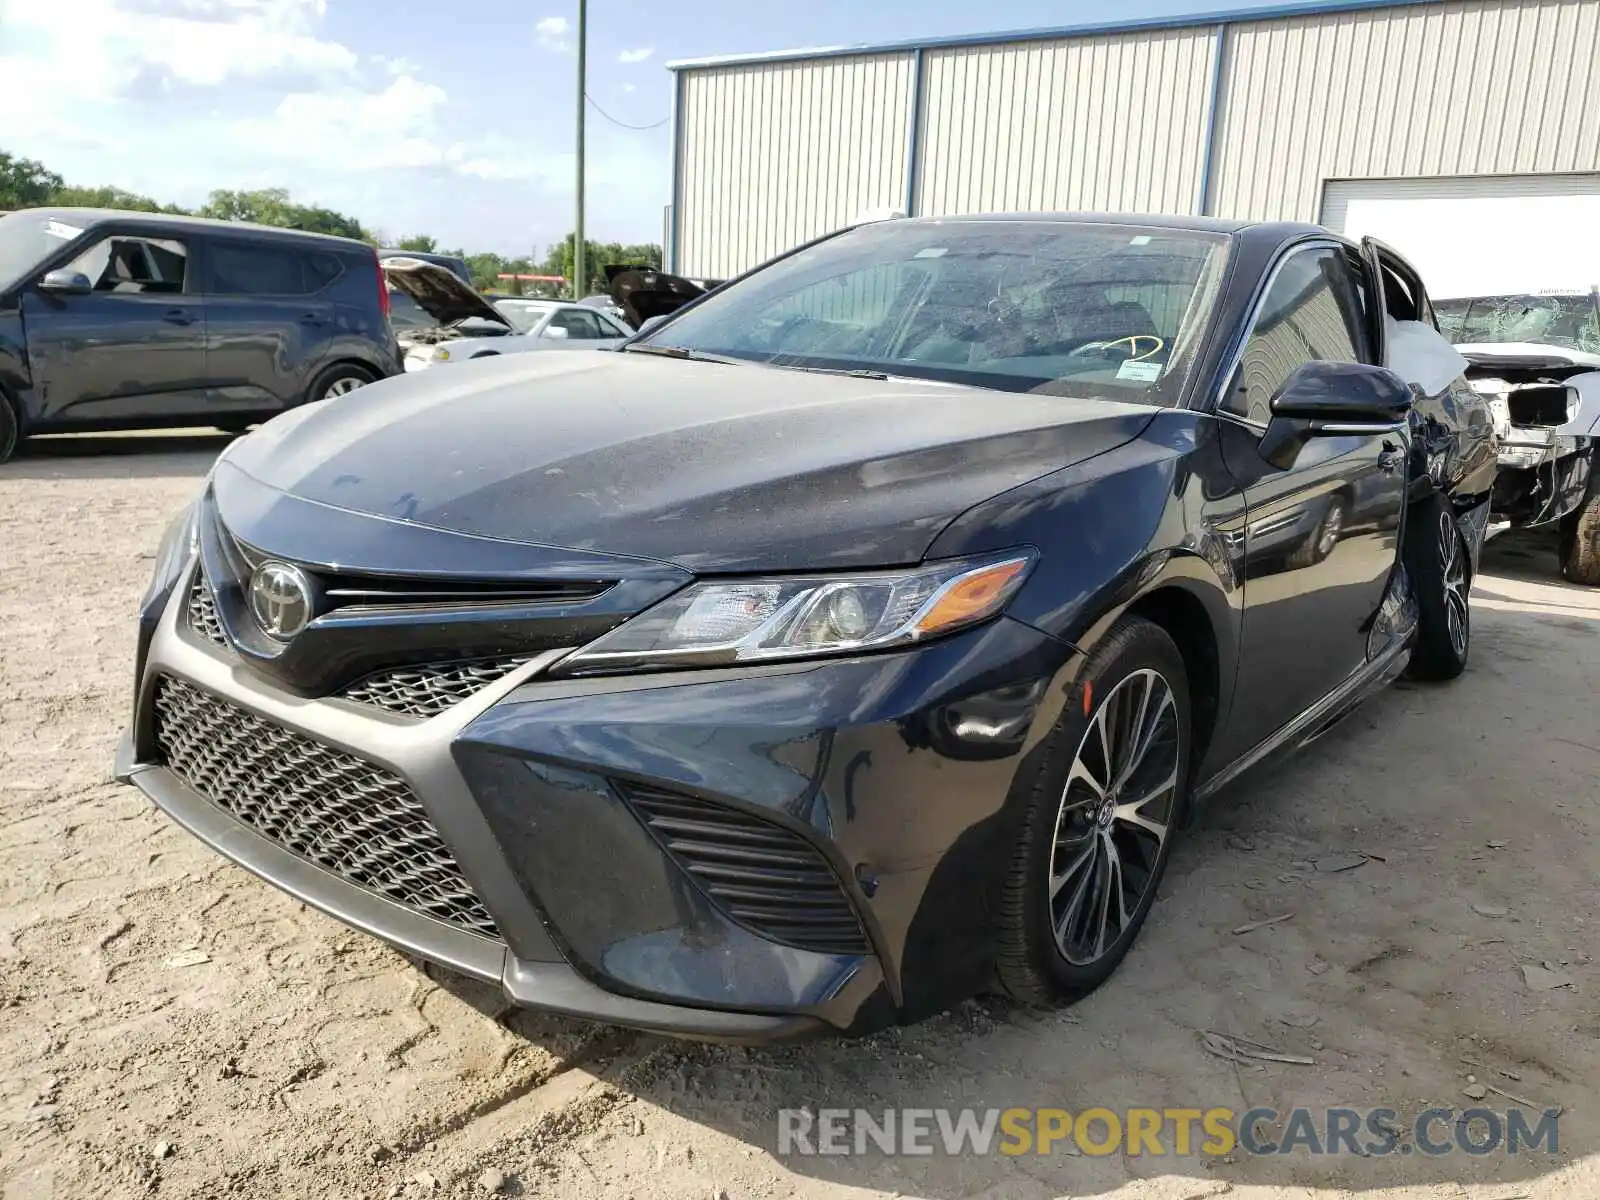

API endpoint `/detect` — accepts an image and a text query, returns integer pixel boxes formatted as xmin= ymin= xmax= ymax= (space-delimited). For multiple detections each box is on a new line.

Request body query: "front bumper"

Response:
xmin=119 ymin=561 xmax=1077 ymax=1039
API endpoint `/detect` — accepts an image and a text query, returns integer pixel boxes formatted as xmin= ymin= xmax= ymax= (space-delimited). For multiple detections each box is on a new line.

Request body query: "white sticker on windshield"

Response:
xmin=913 ymin=247 xmax=947 ymax=259
xmin=1129 ymin=235 xmax=1152 ymax=246
xmin=43 ymin=220 xmax=83 ymax=240
xmin=1117 ymin=359 xmax=1163 ymax=383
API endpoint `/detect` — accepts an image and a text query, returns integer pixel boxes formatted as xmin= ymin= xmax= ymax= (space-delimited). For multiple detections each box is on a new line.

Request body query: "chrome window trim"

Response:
xmin=1208 ymin=237 xmax=1369 ymax=430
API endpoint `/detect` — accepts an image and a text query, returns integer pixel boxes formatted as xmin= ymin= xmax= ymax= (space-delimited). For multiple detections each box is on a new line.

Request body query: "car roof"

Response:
xmin=25 ymin=207 xmax=371 ymax=248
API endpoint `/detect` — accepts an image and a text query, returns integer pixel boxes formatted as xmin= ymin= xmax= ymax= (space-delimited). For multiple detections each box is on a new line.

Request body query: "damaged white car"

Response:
xmin=1439 ymin=290 xmax=1600 ymax=585
xmin=382 ymin=256 xmax=632 ymax=372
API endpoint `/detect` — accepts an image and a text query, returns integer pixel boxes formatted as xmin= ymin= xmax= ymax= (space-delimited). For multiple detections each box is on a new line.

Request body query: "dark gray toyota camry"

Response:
xmin=118 ymin=213 xmax=1496 ymax=1040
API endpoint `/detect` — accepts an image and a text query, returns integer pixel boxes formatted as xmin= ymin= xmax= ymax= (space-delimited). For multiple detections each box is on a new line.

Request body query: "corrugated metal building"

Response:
xmin=665 ymin=0 xmax=1600 ymax=298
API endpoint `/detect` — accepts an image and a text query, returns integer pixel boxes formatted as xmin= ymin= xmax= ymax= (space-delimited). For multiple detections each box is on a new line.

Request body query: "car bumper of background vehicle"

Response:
xmin=119 ymin=567 xmax=1078 ymax=1038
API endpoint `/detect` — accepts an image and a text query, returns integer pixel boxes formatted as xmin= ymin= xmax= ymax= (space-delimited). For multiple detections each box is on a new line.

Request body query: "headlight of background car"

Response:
xmin=557 ymin=552 xmax=1035 ymax=674
xmin=140 ymin=499 xmax=200 ymax=611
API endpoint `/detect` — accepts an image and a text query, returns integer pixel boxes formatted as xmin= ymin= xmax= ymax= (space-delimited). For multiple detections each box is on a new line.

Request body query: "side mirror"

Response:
xmin=1258 ymin=361 xmax=1413 ymax=469
xmin=638 ymin=313 xmax=668 ymax=334
xmin=543 ymin=325 xmax=569 ymax=340
xmin=39 ymin=269 xmax=92 ymax=297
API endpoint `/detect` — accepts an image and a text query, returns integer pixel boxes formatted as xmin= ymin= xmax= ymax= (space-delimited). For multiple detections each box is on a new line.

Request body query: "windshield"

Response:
xmin=0 ymin=211 xmax=86 ymax=292
xmin=638 ymin=220 xmax=1230 ymax=400
xmin=1436 ymin=292 xmax=1600 ymax=355
xmin=492 ymin=299 xmax=553 ymax=334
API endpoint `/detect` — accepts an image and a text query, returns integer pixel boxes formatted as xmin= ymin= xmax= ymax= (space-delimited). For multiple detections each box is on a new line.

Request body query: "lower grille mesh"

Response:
xmin=342 ymin=657 xmax=535 ymax=719
xmin=620 ymin=784 xmax=870 ymax=956
xmin=152 ymin=676 xmax=501 ymax=940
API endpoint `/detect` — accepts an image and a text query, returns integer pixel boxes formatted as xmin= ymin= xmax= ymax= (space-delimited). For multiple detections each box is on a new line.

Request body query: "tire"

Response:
xmin=1404 ymin=493 xmax=1471 ymax=681
xmin=1286 ymin=494 xmax=1349 ymax=570
xmin=306 ymin=363 xmax=373 ymax=404
xmin=994 ymin=615 xmax=1192 ymax=1006
xmin=1558 ymin=487 xmax=1600 ymax=587
xmin=0 ymin=396 xmax=18 ymax=465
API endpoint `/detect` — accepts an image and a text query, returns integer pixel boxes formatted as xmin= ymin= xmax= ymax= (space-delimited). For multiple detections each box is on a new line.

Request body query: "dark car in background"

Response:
xmin=0 ymin=208 xmax=401 ymax=462
xmin=118 ymin=213 xmax=1494 ymax=1041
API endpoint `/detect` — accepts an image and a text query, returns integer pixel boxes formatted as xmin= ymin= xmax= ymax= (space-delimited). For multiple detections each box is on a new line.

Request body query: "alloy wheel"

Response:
xmin=1439 ymin=511 xmax=1469 ymax=656
xmin=1047 ymin=669 xmax=1181 ymax=966
xmin=324 ymin=376 xmax=366 ymax=399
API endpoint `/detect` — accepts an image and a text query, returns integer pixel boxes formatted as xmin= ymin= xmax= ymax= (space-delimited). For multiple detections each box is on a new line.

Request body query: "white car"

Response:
xmin=383 ymin=256 xmax=633 ymax=372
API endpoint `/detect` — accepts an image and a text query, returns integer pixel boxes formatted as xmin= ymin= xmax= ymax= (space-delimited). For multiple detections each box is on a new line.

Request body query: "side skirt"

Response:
xmin=1191 ymin=633 xmax=1413 ymax=807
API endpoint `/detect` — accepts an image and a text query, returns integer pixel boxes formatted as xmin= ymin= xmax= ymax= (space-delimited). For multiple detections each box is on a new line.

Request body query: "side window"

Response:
xmin=62 ymin=235 xmax=190 ymax=295
xmin=305 ymin=251 xmax=344 ymax=292
xmin=549 ymin=309 xmax=605 ymax=339
xmin=1223 ymin=247 xmax=1365 ymax=425
xmin=598 ymin=312 xmax=631 ymax=337
xmin=207 ymin=242 xmax=312 ymax=296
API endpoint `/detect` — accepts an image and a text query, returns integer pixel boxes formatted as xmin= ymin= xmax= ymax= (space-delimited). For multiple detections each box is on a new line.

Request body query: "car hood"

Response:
xmin=384 ymin=256 xmax=511 ymax=329
xmin=605 ymin=265 xmax=721 ymax=329
xmin=1458 ymin=342 xmax=1600 ymax=368
xmin=223 ymin=353 xmax=1156 ymax=572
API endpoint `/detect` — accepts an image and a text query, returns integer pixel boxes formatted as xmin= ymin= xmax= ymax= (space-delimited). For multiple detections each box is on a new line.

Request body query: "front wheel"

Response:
xmin=1404 ymin=494 xmax=1471 ymax=681
xmin=0 ymin=397 xmax=18 ymax=465
xmin=1559 ymin=486 xmax=1600 ymax=586
xmin=994 ymin=616 xmax=1191 ymax=1005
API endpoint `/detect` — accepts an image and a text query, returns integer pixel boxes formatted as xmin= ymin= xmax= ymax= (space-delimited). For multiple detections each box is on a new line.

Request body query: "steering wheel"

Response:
xmin=1068 ymin=334 xmax=1167 ymax=362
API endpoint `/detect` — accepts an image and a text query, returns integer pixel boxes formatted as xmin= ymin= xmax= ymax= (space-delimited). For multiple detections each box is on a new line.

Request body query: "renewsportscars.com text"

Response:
xmin=777 ymin=1106 xmax=1560 ymax=1158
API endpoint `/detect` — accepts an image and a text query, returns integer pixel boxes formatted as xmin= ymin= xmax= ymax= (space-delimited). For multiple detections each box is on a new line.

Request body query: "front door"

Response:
xmin=1210 ymin=242 xmax=1407 ymax=763
xmin=21 ymin=232 xmax=208 ymax=425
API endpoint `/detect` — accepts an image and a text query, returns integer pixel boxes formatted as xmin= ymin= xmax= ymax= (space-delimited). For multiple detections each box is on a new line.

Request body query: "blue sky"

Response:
xmin=0 ymin=0 xmax=1291 ymax=256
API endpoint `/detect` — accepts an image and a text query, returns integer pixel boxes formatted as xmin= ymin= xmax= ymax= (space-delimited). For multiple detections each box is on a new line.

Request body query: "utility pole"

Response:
xmin=573 ymin=0 xmax=587 ymax=301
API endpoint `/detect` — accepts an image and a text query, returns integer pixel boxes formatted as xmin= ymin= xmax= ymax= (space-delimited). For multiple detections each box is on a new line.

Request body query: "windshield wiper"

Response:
xmin=620 ymin=343 xmax=739 ymax=364
xmin=771 ymin=364 xmax=893 ymax=381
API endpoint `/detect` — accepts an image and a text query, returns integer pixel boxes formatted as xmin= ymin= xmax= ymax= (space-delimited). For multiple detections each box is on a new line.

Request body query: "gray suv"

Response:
xmin=0 ymin=208 xmax=402 ymax=462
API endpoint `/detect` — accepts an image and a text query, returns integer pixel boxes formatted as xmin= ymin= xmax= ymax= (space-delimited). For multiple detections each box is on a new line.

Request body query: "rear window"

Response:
xmin=206 ymin=241 xmax=344 ymax=296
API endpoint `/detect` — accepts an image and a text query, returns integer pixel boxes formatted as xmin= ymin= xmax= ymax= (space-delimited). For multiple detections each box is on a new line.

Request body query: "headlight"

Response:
xmin=141 ymin=500 xmax=200 ymax=610
xmin=557 ymin=552 xmax=1035 ymax=675
xmin=432 ymin=347 xmax=452 ymax=361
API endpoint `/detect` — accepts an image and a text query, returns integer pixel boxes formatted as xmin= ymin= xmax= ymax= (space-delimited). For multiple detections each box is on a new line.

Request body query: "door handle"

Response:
xmin=162 ymin=308 xmax=193 ymax=326
xmin=299 ymin=313 xmax=328 ymax=326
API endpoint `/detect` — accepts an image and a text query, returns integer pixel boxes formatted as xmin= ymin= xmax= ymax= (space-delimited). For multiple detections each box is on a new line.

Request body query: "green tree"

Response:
xmin=49 ymin=185 xmax=188 ymax=215
xmin=0 ymin=151 xmax=64 ymax=210
xmin=395 ymin=234 xmax=437 ymax=252
xmin=539 ymin=234 xmax=662 ymax=298
xmin=199 ymin=188 xmax=370 ymax=240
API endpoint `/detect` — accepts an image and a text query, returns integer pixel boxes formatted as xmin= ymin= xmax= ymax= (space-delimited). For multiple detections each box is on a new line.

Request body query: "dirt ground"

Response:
xmin=1 ymin=432 xmax=1596 ymax=1200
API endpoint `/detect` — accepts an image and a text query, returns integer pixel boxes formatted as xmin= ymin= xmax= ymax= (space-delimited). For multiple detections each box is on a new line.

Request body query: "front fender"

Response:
xmin=927 ymin=410 xmax=1244 ymax=758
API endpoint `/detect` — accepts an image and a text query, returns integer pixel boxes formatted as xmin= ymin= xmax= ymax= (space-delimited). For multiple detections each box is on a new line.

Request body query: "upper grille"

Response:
xmin=186 ymin=574 xmax=228 ymax=648
xmin=342 ymin=656 xmax=535 ymax=719
xmin=152 ymin=676 xmax=501 ymax=940
xmin=620 ymin=784 xmax=870 ymax=956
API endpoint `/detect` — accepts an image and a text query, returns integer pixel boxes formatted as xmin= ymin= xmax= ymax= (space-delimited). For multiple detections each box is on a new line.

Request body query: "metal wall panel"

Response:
xmin=1211 ymin=0 xmax=1600 ymax=222
xmin=676 ymin=53 xmax=913 ymax=279
xmin=915 ymin=28 xmax=1219 ymax=218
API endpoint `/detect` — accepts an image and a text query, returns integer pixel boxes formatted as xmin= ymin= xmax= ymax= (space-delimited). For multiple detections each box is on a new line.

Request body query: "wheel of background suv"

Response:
xmin=1559 ymin=486 xmax=1600 ymax=587
xmin=1287 ymin=494 xmax=1349 ymax=570
xmin=0 ymin=396 xmax=18 ymax=465
xmin=307 ymin=363 xmax=372 ymax=404
xmin=1404 ymin=493 xmax=1471 ymax=681
xmin=995 ymin=615 xmax=1191 ymax=1005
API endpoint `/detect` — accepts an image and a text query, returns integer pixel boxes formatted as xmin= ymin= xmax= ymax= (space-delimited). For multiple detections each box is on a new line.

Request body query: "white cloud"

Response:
xmin=243 ymin=74 xmax=451 ymax=171
xmin=617 ymin=47 xmax=654 ymax=64
xmin=535 ymin=15 xmax=569 ymax=51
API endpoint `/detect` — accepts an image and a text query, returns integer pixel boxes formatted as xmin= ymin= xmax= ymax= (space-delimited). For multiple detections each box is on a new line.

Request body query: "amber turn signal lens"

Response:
xmin=910 ymin=558 xmax=1031 ymax=637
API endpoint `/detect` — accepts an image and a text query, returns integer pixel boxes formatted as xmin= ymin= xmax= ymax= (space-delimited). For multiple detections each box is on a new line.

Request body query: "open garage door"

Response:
xmin=1321 ymin=174 xmax=1600 ymax=300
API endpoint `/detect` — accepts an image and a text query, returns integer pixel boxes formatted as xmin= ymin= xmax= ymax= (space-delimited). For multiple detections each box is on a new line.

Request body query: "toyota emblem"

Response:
xmin=248 ymin=561 xmax=316 ymax=639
